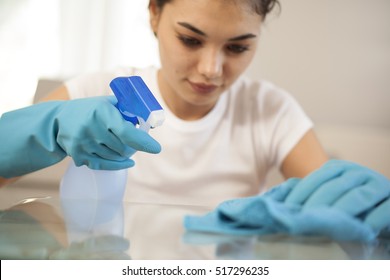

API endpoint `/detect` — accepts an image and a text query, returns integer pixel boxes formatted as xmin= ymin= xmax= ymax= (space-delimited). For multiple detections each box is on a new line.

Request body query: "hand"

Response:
xmin=284 ymin=160 xmax=390 ymax=235
xmin=184 ymin=162 xmax=390 ymax=241
xmin=55 ymin=96 xmax=160 ymax=169
xmin=0 ymin=96 xmax=161 ymax=178
xmin=184 ymin=187 xmax=377 ymax=241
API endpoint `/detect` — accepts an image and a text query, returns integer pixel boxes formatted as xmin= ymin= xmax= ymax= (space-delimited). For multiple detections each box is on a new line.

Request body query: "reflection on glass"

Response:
xmin=0 ymin=197 xmax=130 ymax=260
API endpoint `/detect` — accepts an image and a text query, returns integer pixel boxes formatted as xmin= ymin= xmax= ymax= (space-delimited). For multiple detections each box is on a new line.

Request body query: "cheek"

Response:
xmin=159 ymin=38 xmax=194 ymax=74
xmin=225 ymin=55 xmax=254 ymax=80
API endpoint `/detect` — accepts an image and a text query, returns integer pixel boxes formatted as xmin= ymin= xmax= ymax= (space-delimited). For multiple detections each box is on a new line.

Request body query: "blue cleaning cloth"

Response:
xmin=184 ymin=164 xmax=390 ymax=242
xmin=184 ymin=194 xmax=376 ymax=242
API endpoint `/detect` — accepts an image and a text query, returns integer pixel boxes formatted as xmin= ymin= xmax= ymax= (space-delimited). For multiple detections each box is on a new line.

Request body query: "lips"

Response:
xmin=188 ymin=81 xmax=218 ymax=94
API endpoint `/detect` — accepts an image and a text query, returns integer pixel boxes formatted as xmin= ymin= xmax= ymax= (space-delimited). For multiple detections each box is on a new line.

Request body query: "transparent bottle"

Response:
xmin=59 ymin=161 xmax=127 ymax=239
xmin=60 ymin=160 xmax=128 ymax=202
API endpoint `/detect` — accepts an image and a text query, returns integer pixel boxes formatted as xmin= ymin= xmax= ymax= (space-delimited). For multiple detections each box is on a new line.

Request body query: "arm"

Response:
xmin=0 ymin=96 xmax=161 ymax=180
xmin=41 ymin=69 xmax=119 ymax=102
xmin=0 ymin=176 xmax=19 ymax=188
xmin=0 ymin=85 xmax=71 ymax=187
xmin=280 ymin=129 xmax=328 ymax=179
xmin=39 ymin=84 xmax=70 ymax=102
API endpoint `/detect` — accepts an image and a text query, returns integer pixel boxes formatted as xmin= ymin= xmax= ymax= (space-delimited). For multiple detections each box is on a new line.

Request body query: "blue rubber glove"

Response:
xmin=185 ymin=161 xmax=390 ymax=241
xmin=184 ymin=178 xmax=377 ymax=241
xmin=0 ymin=96 xmax=161 ymax=178
xmin=284 ymin=160 xmax=390 ymax=236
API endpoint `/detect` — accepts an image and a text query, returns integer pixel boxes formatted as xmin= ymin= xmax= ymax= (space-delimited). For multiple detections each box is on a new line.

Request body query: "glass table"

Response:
xmin=0 ymin=184 xmax=389 ymax=260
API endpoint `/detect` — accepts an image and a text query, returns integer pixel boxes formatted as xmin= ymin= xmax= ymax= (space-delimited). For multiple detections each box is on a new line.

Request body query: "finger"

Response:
xmin=97 ymin=129 xmax=135 ymax=158
xmin=75 ymin=156 xmax=135 ymax=170
xmin=303 ymin=169 xmax=368 ymax=209
xmin=263 ymin=178 xmax=301 ymax=202
xmin=99 ymin=97 xmax=162 ymax=154
xmin=285 ymin=162 xmax=345 ymax=205
xmin=363 ymin=198 xmax=390 ymax=233
xmin=94 ymin=159 xmax=135 ymax=170
xmin=324 ymin=159 xmax=359 ymax=169
xmin=71 ymin=141 xmax=130 ymax=163
xmin=92 ymin=143 xmax=134 ymax=161
xmin=92 ymin=149 xmax=126 ymax=162
xmin=111 ymin=121 xmax=161 ymax=154
xmin=88 ymin=106 xmax=140 ymax=158
xmin=332 ymin=180 xmax=390 ymax=216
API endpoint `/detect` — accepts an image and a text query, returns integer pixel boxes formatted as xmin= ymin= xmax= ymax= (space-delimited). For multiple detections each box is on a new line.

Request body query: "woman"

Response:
xmin=5 ymin=0 xmax=329 ymax=206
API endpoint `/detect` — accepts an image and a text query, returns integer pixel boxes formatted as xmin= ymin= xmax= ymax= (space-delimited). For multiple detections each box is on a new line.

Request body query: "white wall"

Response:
xmin=246 ymin=0 xmax=390 ymax=181
xmin=247 ymin=0 xmax=390 ymax=129
xmin=0 ymin=0 xmax=157 ymax=115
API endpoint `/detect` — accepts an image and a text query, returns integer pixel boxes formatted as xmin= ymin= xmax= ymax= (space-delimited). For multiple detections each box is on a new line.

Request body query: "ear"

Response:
xmin=148 ymin=0 xmax=161 ymax=36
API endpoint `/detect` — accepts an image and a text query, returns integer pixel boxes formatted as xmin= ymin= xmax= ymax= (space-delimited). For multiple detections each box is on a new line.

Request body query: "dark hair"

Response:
xmin=153 ymin=0 xmax=280 ymax=20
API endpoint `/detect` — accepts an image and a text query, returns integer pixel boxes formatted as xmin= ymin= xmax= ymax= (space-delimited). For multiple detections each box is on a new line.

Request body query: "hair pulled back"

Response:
xmin=153 ymin=0 xmax=280 ymax=20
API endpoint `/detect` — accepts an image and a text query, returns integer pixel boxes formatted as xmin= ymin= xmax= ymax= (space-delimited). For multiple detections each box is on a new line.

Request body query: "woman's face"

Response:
xmin=150 ymin=0 xmax=262 ymax=120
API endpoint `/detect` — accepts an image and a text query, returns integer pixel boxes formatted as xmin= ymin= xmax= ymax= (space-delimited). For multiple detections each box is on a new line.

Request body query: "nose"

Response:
xmin=197 ymin=48 xmax=223 ymax=80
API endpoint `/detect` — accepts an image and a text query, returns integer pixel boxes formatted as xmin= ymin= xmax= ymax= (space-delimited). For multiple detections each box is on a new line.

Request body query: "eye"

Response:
xmin=226 ymin=44 xmax=250 ymax=54
xmin=177 ymin=35 xmax=202 ymax=48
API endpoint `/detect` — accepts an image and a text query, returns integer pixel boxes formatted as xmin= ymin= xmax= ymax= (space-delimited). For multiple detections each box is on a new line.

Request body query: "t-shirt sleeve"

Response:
xmin=260 ymin=83 xmax=313 ymax=168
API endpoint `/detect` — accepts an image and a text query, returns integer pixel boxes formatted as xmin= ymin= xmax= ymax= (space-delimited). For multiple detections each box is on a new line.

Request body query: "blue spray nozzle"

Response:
xmin=110 ymin=76 xmax=165 ymax=131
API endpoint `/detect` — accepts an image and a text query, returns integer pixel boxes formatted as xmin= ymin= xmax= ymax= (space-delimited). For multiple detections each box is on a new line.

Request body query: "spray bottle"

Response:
xmin=59 ymin=76 xmax=164 ymax=239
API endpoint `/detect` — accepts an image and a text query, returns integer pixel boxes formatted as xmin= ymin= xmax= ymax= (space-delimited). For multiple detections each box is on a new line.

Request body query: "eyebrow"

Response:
xmin=177 ymin=22 xmax=257 ymax=41
xmin=228 ymin=34 xmax=257 ymax=42
xmin=177 ymin=22 xmax=206 ymax=36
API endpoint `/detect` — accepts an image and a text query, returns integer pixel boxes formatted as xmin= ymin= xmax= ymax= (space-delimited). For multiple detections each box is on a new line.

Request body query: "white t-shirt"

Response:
xmin=65 ymin=66 xmax=313 ymax=207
